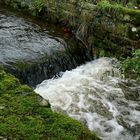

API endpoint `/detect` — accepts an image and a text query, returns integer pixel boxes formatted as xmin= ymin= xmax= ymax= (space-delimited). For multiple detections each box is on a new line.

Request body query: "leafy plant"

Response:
xmin=122 ymin=49 xmax=140 ymax=80
xmin=32 ymin=0 xmax=46 ymax=16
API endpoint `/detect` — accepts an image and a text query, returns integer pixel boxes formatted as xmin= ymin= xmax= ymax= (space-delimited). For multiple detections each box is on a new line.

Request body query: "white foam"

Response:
xmin=35 ymin=57 xmax=140 ymax=140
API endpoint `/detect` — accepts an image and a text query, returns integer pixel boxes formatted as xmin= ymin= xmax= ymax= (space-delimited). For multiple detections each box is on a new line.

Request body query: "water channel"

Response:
xmin=0 ymin=7 xmax=140 ymax=140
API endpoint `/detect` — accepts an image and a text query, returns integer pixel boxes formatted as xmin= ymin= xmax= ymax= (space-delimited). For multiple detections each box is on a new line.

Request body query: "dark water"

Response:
xmin=0 ymin=8 xmax=91 ymax=86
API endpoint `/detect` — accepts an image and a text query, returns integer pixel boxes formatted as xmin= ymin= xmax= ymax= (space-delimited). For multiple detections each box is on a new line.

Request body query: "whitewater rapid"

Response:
xmin=35 ymin=57 xmax=140 ymax=140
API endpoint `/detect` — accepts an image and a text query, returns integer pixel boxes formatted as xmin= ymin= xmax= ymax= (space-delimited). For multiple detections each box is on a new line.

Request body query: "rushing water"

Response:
xmin=35 ymin=57 xmax=140 ymax=140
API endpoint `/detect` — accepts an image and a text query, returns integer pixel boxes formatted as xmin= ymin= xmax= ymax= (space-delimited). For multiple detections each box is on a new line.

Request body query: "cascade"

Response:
xmin=35 ymin=57 xmax=140 ymax=140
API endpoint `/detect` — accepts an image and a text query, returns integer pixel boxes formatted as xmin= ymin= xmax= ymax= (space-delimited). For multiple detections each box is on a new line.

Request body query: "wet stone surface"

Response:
xmin=0 ymin=8 xmax=89 ymax=86
xmin=0 ymin=9 xmax=65 ymax=62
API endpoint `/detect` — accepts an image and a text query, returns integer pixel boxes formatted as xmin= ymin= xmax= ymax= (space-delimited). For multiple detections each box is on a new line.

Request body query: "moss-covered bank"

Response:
xmin=0 ymin=0 xmax=139 ymax=57
xmin=0 ymin=69 xmax=100 ymax=140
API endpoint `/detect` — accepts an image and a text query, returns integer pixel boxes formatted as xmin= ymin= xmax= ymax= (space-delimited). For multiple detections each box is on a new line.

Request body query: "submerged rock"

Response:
xmin=39 ymin=98 xmax=50 ymax=107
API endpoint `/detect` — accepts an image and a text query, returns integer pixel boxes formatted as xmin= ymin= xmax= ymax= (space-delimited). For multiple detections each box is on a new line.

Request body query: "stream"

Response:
xmin=35 ymin=57 xmax=140 ymax=140
xmin=0 ymin=8 xmax=140 ymax=140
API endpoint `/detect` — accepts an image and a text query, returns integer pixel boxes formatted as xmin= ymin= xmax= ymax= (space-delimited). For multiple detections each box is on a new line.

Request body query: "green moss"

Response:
xmin=0 ymin=70 xmax=100 ymax=140
xmin=115 ymin=24 xmax=127 ymax=36
xmin=98 ymin=0 xmax=140 ymax=19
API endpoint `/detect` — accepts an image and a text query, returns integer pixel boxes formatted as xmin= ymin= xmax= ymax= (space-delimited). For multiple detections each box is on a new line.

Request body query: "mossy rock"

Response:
xmin=0 ymin=70 xmax=100 ymax=140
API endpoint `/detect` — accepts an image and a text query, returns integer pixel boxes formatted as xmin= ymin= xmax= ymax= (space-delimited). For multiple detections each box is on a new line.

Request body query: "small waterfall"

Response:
xmin=35 ymin=57 xmax=140 ymax=140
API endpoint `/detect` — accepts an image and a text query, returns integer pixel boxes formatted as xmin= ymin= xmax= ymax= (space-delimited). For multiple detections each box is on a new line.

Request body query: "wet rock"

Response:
xmin=120 ymin=82 xmax=140 ymax=101
xmin=121 ymin=111 xmax=130 ymax=116
xmin=117 ymin=100 xmax=128 ymax=106
xmin=96 ymin=107 xmax=113 ymax=120
xmin=107 ymin=95 xmax=115 ymax=101
xmin=87 ymin=99 xmax=113 ymax=120
xmin=124 ymin=89 xmax=140 ymax=101
xmin=135 ymin=105 xmax=140 ymax=111
xmin=0 ymin=9 xmax=89 ymax=86
xmin=79 ymin=118 xmax=87 ymax=126
xmin=131 ymin=124 xmax=140 ymax=135
xmin=68 ymin=103 xmax=80 ymax=113
xmin=88 ymin=106 xmax=96 ymax=112
xmin=105 ymin=127 xmax=113 ymax=133
xmin=116 ymin=115 xmax=130 ymax=129
xmin=39 ymin=99 xmax=50 ymax=107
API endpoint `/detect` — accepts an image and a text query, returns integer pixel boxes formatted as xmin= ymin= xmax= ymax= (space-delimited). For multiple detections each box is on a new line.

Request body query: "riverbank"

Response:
xmin=0 ymin=0 xmax=140 ymax=57
xmin=0 ymin=69 xmax=100 ymax=140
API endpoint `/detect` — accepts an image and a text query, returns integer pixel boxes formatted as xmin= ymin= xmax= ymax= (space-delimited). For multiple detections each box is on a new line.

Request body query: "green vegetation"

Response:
xmin=0 ymin=70 xmax=100 ymax=140
xmin=32 ymin=0 xmax=46 ymax=16
xmin=122 ymin=49 xmax=140 ymax=80
xmin=98 ymin=0 xmax=140 ymax=17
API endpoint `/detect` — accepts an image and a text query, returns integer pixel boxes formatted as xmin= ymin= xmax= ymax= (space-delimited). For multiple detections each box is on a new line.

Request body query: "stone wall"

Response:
xmin=1 ymin=0 xmax=140 ymax=57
